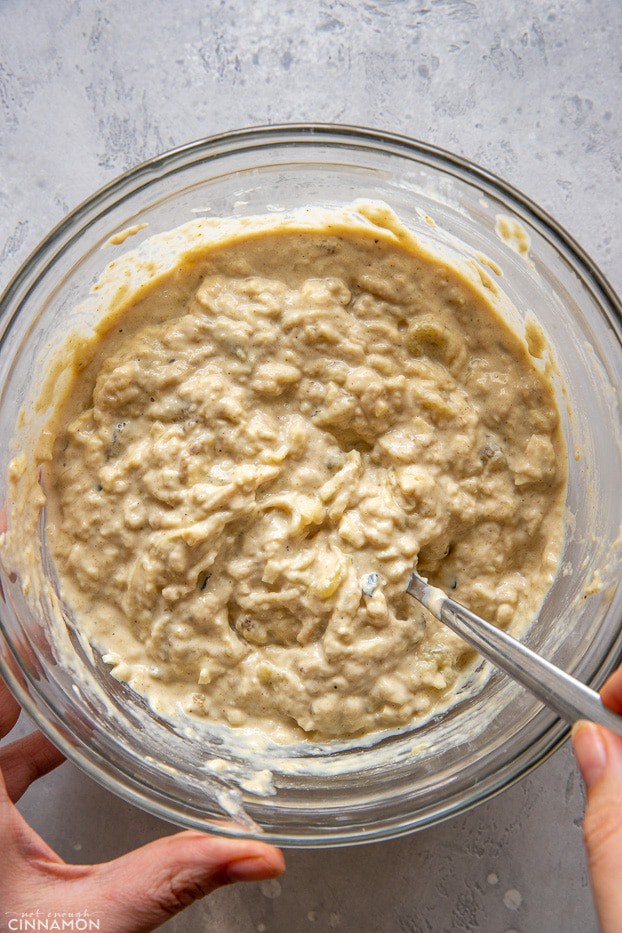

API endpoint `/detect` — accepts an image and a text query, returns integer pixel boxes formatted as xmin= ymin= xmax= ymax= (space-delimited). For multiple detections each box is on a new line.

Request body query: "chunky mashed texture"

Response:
xmin=45 ymin=206 xmax=566 ymax=741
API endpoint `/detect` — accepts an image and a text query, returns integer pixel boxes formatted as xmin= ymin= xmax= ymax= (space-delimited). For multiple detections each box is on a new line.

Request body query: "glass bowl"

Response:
xmin=1 ymin=124 xmax=622 ymax=848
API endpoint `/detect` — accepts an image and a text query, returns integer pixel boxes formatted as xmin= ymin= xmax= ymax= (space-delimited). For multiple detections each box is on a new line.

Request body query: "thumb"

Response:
xmin=81 ymin=830 xmax=285 ymax=933
xmin=572 ymin=721 xmax=622 ymax=933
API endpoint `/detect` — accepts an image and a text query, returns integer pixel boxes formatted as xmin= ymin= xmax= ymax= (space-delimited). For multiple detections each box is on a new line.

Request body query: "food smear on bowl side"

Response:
xmin=39 ymin=204 xmax=566 ymax=743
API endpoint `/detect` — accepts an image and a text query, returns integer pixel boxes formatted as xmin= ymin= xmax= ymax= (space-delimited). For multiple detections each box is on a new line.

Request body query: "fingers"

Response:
xmin=84 ymin=831 xmax=285 ymax=933
xmin=572 ymin=721 xmax=622 ymax=933
xmin=0 ymin=680 xmax=21 ymax=738
xmin=0 ymin=731 xmax=65 ymax=802
xmin=600 ymin=667 xmax=622 ymax=714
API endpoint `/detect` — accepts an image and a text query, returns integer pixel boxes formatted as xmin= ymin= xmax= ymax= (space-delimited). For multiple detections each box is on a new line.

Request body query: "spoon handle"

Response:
xmin=406 ymin=571 xmax=622 ymax=737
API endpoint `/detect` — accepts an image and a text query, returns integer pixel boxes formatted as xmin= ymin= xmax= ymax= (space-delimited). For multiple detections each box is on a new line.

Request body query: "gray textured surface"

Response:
xmin=1 ymin=0 xmax=621 ymax=930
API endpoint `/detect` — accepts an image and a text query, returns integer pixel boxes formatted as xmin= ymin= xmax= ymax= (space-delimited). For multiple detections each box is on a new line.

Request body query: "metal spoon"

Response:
xmin=405 ymin=570 xmax=622 ymax=736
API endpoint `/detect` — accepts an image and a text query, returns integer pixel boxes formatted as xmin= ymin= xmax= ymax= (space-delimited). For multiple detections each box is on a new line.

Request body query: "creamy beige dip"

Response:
xmin=41 ymin=204 xmax=566 ymax=742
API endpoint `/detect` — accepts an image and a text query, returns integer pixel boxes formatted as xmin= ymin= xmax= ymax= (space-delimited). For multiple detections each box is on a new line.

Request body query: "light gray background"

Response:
xmin=1 ymin=1 xmax=621 ymax=930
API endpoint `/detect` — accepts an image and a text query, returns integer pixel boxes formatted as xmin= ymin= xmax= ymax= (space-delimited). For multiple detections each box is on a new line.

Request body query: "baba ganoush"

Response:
xmin=42 ymin=204 xmax=566 ymax=742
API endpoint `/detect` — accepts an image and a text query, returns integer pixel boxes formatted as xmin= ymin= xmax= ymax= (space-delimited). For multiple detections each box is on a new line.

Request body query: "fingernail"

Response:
xmin=572 ymin=721 xmax=607 ymax=787
xmin=225 ymin=856 xmax=281 ymax=883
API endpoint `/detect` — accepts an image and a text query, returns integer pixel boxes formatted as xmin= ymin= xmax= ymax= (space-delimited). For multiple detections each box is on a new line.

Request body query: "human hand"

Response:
xmin=0 ymin=676 xmax=285 ymax=932
xmin=572 ymin=668 xmax=622 ymax=933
